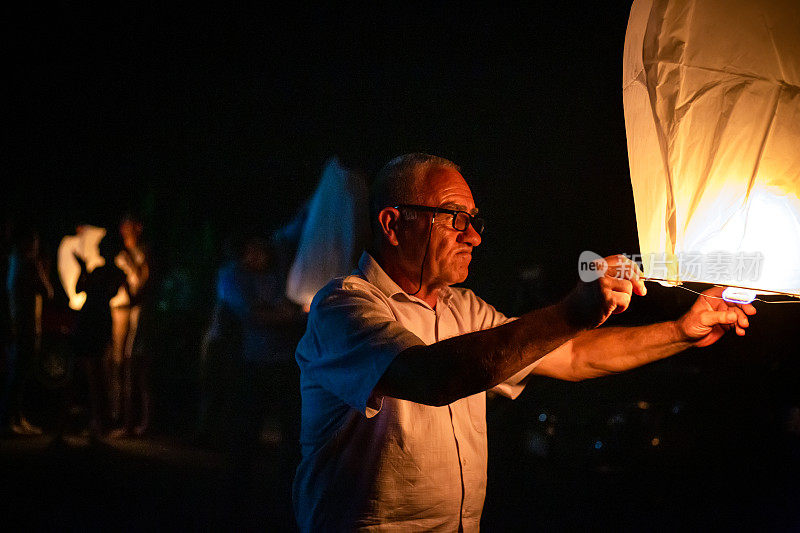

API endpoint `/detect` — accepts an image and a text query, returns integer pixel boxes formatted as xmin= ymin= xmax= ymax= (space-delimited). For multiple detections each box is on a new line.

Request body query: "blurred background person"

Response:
xmin=0 ymin=214 xmax=15 ymax=432
xmin=219 ymin=234 xmax=305 ymax=524
xmin=196 ymin=234 xmax=242 ymax=450
xmin=69 ymin=235 xmax=127 ymax=438
xmin=108 ymin=214 xmax=154 ymax=437
xmin=1 ymin=225 xmax=54 ymax=435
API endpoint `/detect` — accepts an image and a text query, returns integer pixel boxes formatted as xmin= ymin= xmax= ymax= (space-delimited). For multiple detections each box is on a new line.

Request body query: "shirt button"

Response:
xmin=462 ymin=459 xmax=467 ymax=466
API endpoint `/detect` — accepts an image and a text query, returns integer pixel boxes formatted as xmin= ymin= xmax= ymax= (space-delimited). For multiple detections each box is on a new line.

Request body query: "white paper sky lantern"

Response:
xmin=285 ymin=156 xmax=370 ymax=309
xmin=623 ymin=0 xmax=800 ymax=297
xmin=57 ymin=225 xmax=107 ymax=310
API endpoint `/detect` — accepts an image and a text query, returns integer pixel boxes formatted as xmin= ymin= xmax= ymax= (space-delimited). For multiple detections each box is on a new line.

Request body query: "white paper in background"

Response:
xmin=285 ymin=156 xmax=370 ymax=309
xmin=57 ymin=225 xmax=107 ymax=310
xmin=623 ymin=0 xmax=800 ymax=295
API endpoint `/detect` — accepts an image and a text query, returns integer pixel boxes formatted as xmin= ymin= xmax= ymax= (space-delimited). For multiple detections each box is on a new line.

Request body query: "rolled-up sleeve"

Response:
xmin=297 ymin=279 xmax=425 ymax=417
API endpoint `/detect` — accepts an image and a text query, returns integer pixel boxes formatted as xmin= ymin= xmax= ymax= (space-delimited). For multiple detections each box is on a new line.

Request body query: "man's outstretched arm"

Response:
xmin=533 ymin=286 xmax=756 ymax=381
xmin=374 ymin=255 xmax=649 ymax=406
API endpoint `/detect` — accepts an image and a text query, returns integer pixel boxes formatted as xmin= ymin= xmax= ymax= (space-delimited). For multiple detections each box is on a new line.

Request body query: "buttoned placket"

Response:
xmin=434 ymin=298 xmax=468 ymax=531
xmin=400 ymin=289 xmax=469 ymax=530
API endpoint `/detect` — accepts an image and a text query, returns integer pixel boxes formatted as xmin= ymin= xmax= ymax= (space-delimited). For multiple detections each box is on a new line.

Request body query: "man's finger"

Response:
xmin=633 ymin=278 xmax=647 ymax=297
xmin=700 ymin=310 xmax=738 ymax=327
xmin=601 ymin=276 xmax=633 ymax=296
xmin=702 ymin=286 xmax=726 ymax=299
xmin=606 ymin=255 xmax=638 ymax=276
xmin=741 ymin=303 xmax=757 ymax=316
xmin=606 ymin=255 xmax=646 ymax=296
xmin=733 ymin=307 xmax=749 ymax=329
xmin=714 ymin=297 xmax=757 ymax=317
xmin=610 ymin=290 xmax=632 ymax=314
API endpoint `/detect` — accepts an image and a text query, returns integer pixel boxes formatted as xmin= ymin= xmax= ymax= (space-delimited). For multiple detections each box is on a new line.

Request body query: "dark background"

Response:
xmin=6 ymin=2 xmax=639 ymax=298
xmin=4 ymin=2 xmax=800 ymax=531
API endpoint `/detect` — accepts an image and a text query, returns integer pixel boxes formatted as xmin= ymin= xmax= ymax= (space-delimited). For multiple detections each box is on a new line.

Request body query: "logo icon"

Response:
xmin=578 ymin=250 xmax=607 ymax=282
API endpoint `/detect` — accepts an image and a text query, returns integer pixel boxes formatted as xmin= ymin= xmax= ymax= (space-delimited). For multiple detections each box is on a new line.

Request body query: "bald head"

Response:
xmin=369 ymin=153 xmax=460 ymax=249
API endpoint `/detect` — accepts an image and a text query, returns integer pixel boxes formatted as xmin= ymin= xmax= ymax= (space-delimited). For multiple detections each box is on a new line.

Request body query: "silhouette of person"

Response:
xmin=220 ymin=235 xmax=304 ymax=524
xmin=108 ymin=214 xmax=153 ymax=437
xmin=0 ymin=214 xmax=14 ymax=433
xmin=1 ymin=226 xmax=54 ymax=435
xmin=70 ymin=235 xmax=127 ymax=436
xmin=197 ymin=234 xmax=242 ymax=450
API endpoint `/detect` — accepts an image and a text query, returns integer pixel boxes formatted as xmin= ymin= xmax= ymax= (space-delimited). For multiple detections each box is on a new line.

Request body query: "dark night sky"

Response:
xmin=8 ymin=3 xmax=640 ymax=309
xmin=5 ymin=7 xmax=800 ymax=524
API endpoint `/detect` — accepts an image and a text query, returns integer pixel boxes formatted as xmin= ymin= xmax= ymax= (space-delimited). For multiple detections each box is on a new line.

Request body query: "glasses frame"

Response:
xmin=394 ymin=204 xmax=485 ymax=234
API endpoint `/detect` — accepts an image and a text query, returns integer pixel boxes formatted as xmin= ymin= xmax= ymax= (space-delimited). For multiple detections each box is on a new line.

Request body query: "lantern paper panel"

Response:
xmin=285 ymin=157 xmax=370 ymax=309
xmin=57 ymin=225 xmax=107 ymax=310
xmin=57 ymin=225 xmax=132 ymax=311
xmin=623 ymin=0 xmax=800 ymax=296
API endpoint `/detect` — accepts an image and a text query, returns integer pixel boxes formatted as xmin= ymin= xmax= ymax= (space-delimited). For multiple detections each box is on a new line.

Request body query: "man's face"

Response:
xmin=404 ymin=166 xmax=482 ymax=288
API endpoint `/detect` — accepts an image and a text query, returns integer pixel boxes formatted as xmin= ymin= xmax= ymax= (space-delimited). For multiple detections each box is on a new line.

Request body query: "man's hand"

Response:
xmin=676 ymin=286 xmax=756 ymax=347
xmin=564 ymin=254 xmax=647 ymax=329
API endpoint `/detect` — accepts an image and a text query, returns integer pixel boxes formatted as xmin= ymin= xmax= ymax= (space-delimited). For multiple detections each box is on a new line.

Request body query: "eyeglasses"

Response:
xmin=394 ymin=204 xmax=485 ymax=234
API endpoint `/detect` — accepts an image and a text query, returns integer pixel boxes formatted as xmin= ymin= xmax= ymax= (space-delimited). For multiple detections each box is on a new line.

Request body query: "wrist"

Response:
xmin=670 ymin=318 xmax=696 ymax=346
xmin=562 ymin=283 xmax=603 ymax=330
xmin=560 ymin=293 xmax=597 ymax=331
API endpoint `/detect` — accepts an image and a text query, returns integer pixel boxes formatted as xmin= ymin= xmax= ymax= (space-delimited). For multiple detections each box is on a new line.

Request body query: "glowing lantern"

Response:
xmin=285 ymin=156 xmax=370 ymax=310
xmin=623 ymin=0 xmax=800 ymax=297
xmin=57 ymin=225 xmax=107 ymax=310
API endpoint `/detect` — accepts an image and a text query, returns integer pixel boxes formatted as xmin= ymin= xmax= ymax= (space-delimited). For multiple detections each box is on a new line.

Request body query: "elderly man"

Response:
xmin=293 ymin=153 xmax=754 ymax=531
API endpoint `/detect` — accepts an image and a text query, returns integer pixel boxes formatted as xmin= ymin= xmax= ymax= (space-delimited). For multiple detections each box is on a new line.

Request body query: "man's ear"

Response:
xmin=378 ymin=207 xmax=401 ymax=246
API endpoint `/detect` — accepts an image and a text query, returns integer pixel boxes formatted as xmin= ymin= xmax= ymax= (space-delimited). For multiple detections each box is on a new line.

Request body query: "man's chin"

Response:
xmin=454 ymin=255 xmax=472 ymax=282
xmin=451 ymin=267 xmax=470 ymax=285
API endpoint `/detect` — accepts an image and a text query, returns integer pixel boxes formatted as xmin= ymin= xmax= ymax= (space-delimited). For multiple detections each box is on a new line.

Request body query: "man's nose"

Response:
xmin=458 ymin=222 xmax=482 ymax=247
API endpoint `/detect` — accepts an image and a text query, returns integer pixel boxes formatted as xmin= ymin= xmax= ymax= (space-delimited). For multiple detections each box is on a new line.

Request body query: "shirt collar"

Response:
xmin=357 ymin=251 xmax=453 ymax=308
